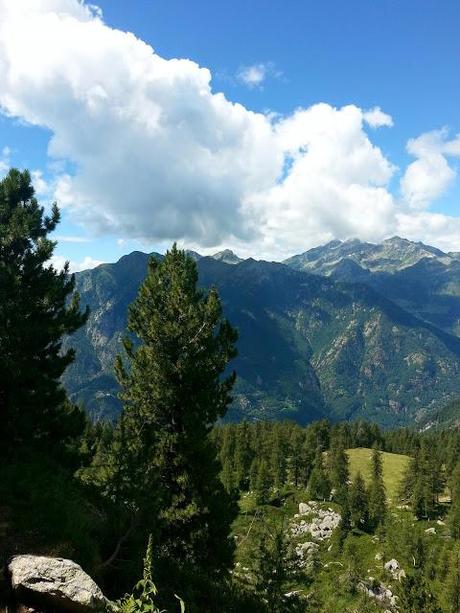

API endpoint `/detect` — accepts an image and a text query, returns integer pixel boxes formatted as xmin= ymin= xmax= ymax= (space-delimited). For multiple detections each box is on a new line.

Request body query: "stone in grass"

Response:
xmin=8 ymin=555 xmax=107 ymax=613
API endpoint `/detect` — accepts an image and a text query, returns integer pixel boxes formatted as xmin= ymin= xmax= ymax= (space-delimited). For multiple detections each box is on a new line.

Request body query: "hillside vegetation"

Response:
xmin=347 ymin=447 xmax=410 ymax=502
xmin=64 ymin=242 xmax=460 ymax=427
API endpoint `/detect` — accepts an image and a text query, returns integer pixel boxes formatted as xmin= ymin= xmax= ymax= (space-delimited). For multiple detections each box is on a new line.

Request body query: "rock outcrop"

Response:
xmin=291 ymin=501 xmax=341 ymax=540
xmin=6 ymin=555 xmax=107 ymax=613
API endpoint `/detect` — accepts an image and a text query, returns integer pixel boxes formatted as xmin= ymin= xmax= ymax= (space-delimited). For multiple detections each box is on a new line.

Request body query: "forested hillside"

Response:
xmin=64 ymin=247 xmax=460 ymax=426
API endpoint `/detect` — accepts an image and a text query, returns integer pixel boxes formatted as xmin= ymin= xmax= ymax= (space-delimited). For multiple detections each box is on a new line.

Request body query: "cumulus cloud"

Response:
xmin=363 ymin=107 xmax=394 ymax=128
xmin=400 ymin=129 xmax=460 ymax=209
xmin=0 ymin=145 xmax=11 ymax=175
xmin=0 ymin=0 xmax=458 ymax=259
xmin=50 ymin=254 xmax=103 ymax=272
xmin=236 ymin=62 xmax=280 ymax=88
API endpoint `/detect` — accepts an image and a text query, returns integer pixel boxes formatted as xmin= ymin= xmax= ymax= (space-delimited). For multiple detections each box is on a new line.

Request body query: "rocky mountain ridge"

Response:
xmin=63 ymin=237 xmax=460 ymax=427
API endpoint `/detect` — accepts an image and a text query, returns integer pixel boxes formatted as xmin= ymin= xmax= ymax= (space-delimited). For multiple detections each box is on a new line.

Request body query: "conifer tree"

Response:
xmin=255 ymin=459 xmax=272 ymax=505
xmin=103 ymin=245 xmax=238 ymax=576
xmin=397 ymin=573 xmax=442 ymax=613
xmin=368 ymin=447 xmax=387 ymax=530
xmin=0 ymin=168 xmax=88 ymax=453
xmin=445 ymin=546 xmax=460 ymax=613
xmin=349 ymin=472 xmax=369 ymax=531
xmin=287 ymin=427 xmax=305 ymax=487
xmin=233 ymin=422 xmax=253 ymax=491
xmin=270 ymin=428 xmax=287 ymax=489
xmin=254 ymin=524 xmax=298 ymax=613
xmin=328 ymin=439 xmax=349 ymax=505
xmin=449 ymin=461 xmax=460 ymax=539
xmin=308 ymin=447 xmax=330 ymax=501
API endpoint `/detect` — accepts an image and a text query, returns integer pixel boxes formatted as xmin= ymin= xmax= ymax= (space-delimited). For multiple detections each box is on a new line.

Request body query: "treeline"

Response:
xmin=213 ymin=419 xmax=460 ymax=529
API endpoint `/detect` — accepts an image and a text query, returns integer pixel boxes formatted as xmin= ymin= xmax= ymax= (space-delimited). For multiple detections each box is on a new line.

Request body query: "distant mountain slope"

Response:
xmin=64 ymin=250 xmax=460 ymax=427
xmin=285 ymin=236 xmax=454 ymax=274
xmin=285 ymin=237 xmax=460 ymax=338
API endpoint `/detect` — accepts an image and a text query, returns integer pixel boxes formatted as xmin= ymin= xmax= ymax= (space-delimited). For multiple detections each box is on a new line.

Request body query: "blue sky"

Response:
xmin=0 ymin=0 xmax=459 ymax=269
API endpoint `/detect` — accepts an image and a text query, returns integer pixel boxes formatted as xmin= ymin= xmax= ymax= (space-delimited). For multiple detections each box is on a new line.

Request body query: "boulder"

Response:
xmin=384 ymin=559 xmax=400 ymax=573
xmin=384 ymin=558 xmax=405 ymax=581
xmin=358 ymin=580 xmax=397 ymax=608
xmin=8 ymin=555 xmax=107 ymax=613
xmin=425 ymin=527 xmax=436 ymax=535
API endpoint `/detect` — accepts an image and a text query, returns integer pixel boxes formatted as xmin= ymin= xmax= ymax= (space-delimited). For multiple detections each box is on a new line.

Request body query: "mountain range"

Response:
xmin=62 ymin=237 xmax=460 ymax=428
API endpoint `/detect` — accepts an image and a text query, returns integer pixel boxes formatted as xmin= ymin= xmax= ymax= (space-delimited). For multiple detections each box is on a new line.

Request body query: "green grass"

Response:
xmin=347 ymin=447 xmax=410 ymax=503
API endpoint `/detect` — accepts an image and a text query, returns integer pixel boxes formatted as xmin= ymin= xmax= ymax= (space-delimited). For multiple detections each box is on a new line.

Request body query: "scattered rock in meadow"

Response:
xmin=291 ymin=502 xmax=341 ymax=541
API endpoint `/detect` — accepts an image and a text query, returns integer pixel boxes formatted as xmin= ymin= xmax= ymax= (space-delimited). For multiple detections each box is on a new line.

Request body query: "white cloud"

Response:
xmin=236 ymin=62 xmax=280 ymax=88
xmin=396 ymin=211 xmax=460 ymax=254
xmin=0 ymin=0 xmax=459 ymax=259
xmin=50 ymin=254 xmax=103 ymax=272
xmin=55 ymin=235 xmax=91 ymax=243
xmin=363 ymin=106 xmax=394 ymax=128
xmin=400 ymin=129 xmax=460 ymax=209
xmin=0 ymin=145 xmax=10 ymax=175
xmin=31 ymin=169 xmax=49 ymax=196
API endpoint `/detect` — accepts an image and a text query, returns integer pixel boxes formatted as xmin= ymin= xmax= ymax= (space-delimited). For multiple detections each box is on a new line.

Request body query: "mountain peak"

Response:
xmin=211 ymin=249 xmax=243 ymax=265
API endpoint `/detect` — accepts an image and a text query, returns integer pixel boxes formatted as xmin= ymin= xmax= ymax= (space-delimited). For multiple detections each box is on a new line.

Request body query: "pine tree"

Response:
xmin=349 ymin=472 xmax=369 ymax=531
xmin=233 ymin=422 xmax=253 ymax=491
xmin=254 ymin=524 xmax=297 ymax=613
xmin=270 ymin=428 xmax=287 ymax=489
xmin=399 ymin=447 xmax=420 ymax=506
xmin=334 ymin=495 xmax=352 ymax=551
xmin=368 ymin=447 xmax=387 ymax=530
xmin=328 ymin=440 xmax=349 ymax=505
xmin=445 ymin=546 xmax=460 ymax=613
xmin=255 ymin=459 xmax=272 ymax=505
xmin=397 ymin=573 xmax=442 ymax=613
xmin=449 ymin=461 xmax=460 ymax=539
xmin=308 ymin=447 xmax=330 ymax=501
xmin=103 ymin=246 xmax=238 ymax=576
xmin=0 ymin=168 xmax=88 ymax=453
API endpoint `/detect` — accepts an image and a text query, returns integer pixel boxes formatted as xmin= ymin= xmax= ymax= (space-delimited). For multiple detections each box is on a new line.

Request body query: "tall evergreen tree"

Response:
xmin=445 ymin=546 xmax=460 ymax=613
xmin=368 ymin=447 xmax=387 ymax=530
xmin=308 ymin=446 xmax=330 ymax=501
xmin=255 ymin=459 xmax=272 ymax=505
xmin=0 ymin=168 xmax=88 ymax=453
xmin=449 ymin=461 xmax=460 ymax=539
xmin=99 ymin=246 xmax=238 ymax=578
xmin=349 ymin=472 xmax=369 ymax=531
xmin=397 ymin=573 xmax=442 ymax=613
xmin=328 ymin=439 xmax=349 ymax=505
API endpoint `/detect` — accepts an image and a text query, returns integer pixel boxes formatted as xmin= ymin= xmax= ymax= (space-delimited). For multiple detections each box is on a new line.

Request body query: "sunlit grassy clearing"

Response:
xmin=347 ymin=447 xmax=410 ymax=503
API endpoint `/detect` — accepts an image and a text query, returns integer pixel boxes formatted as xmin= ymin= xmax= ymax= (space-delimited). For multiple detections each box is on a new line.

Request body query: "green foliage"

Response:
xmin=0 ymin=168 xmax=88 ymax=452
xmin=254 ymin=524 xmax=299 ymax=613
xmin=368 ymin=448 xmax=387 ymax=529
xmin=117 ymin=536 xmax=185 ymax=613
xmin=449 ymin=461 xmax=460 ymax=538
xmin=397 ymin=573 xmax=442 ymax=613
xmin=349 ymin=472 xmax=369 ymax=531
xmin=85 ymin=246 xmax=239 ymax=601
xmin=307 ymin=447 xmax=330 ymax=501
xmin=63 ymin=244 xmax=460 ymax=427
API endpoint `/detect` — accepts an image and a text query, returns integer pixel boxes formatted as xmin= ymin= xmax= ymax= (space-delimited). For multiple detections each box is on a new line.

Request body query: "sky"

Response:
xmin=0 ymin=0 xmax=459 ymax=271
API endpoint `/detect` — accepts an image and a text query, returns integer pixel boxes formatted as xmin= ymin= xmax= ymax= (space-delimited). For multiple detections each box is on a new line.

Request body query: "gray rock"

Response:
xmin=8 ymin=555 xmax=107 ymax=612
xmin=384 ymin=559 xmax=400 ymax=572
xmin=425 ymin=527 xmax=436 ymax=535
xmin=358 ymin=580 xmax=397 ymax=608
